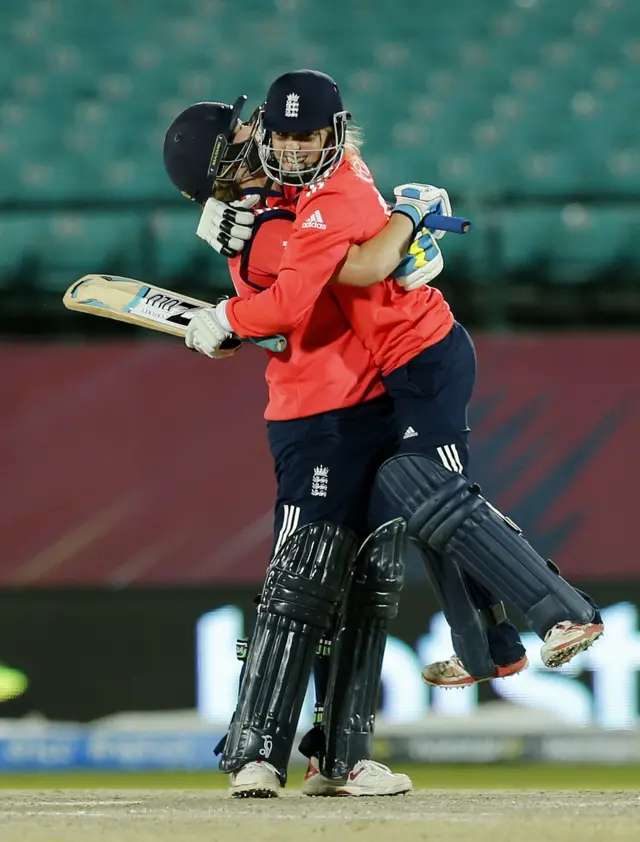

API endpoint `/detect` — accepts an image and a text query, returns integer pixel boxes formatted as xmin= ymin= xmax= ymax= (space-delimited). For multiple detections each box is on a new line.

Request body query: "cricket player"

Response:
xmin=185 ymin=71 xmax=604 ymax=689
xmin=164 ymin=95 xmax=530 ymax=796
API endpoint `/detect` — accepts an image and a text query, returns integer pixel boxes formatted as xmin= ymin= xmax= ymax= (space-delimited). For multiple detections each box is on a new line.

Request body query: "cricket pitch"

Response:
xmin=1 ymin=789 xmax=639 ymax=842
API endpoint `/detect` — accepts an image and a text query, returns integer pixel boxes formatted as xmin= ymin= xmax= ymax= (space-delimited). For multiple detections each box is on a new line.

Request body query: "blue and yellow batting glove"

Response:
xmin=391 ymin=183 xmax=453 ymax=240
xmin=392 ymin=227 xmax=444 ymax=290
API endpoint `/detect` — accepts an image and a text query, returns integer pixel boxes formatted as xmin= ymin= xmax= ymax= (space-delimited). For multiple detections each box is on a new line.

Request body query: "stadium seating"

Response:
xmin=0 ymin=0 xmax=638 ymax=287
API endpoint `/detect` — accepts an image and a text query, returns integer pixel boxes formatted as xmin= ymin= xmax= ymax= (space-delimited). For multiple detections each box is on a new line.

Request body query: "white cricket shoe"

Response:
xmin=541 ymin=620 xmax=604 ymax=668
xmin=421 ymin=654 xmax=529 ymax=687
xmin=301 ymin=757 xmax=342 ymax=796
xmin=302 ymin=757 xmax=412 ymax=797
xmin=229 ymin=760 xmax=281 ymax=798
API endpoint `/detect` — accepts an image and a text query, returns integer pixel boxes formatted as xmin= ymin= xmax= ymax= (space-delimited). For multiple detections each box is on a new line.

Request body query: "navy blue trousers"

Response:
xmin=267 ymin=394 xmax=397 ymax=549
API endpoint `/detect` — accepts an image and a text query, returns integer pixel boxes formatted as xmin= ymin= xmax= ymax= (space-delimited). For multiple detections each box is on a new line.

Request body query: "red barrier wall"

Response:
xmin=1 ymin=335 xmax=638 ymax=585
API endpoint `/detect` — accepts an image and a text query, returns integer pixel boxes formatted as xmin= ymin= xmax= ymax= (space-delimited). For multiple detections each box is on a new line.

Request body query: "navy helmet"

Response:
xmin=258 ymin=69 xmax=351 ymax=186
xmin=163 ymin=96 xmax=262 ymax=203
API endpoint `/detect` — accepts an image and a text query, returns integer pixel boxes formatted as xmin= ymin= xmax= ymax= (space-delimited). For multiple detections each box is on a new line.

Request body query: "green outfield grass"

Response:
xmin=0 ymin=764 xmax=639 ymax=790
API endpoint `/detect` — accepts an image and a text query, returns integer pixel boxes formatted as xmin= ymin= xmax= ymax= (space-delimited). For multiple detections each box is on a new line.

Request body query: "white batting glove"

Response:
xmin=392 ymin=227 xmax=444 ymax=290
xmin=391 ymin=183 xmax=452 ymax=240
xmin=196 ymin=195 xmax=258 ymax=258
xmin=184 ymin=302 xmax=234 ymax=358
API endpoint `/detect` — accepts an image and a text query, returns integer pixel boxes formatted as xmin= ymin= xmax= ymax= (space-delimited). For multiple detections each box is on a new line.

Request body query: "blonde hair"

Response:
xmin=344 ymin=123 xmax=364 ymax=162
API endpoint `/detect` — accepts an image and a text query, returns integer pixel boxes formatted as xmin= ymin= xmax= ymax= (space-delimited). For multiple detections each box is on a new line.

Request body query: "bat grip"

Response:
xmin=250 ymin=335 xmax=287 ymax=353
xmin=220 ymin=334 xmax=288 ymax=352
xmin=423 ymin=214 xmax=472 ymax=234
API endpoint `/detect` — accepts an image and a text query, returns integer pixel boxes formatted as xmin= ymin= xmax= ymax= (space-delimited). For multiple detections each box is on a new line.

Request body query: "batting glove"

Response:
xmin=196 ymin=195 xmax=258 ymax=258
xmin=392 ymin=227 xmax=444 ymax=290
xmin=185 ymin=301 xmax=234 ymax=358
xmin=391 ymin=183 xmax=452 ymax=240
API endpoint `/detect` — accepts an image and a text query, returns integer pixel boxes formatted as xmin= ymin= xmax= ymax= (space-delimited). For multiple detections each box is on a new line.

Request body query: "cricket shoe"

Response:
xmin=229 ymin=760 xmax=281 ymax=798
xmin=302 ymin=757 xmax=412 ymax=797
xmin=541 ymin=620 xmax=604 ymax=668
xmin=421 ymin=654 xmax=529 ymax=687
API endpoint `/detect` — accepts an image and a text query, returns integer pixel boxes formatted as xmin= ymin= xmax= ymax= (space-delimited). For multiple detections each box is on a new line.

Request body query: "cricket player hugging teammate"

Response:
xmin=163 ymin=69 xmax=604 ymax=798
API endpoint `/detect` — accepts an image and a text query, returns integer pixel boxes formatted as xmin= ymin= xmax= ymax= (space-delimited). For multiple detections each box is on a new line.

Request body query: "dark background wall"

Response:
xmin=1 ymin=334 xmax=638 ymax=586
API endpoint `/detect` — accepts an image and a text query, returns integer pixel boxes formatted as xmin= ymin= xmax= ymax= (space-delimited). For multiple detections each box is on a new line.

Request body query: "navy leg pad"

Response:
xmin=220 ymin=522 xmax=357 ymax=782
xmin=420 ymin=546 xmax=496 ymax=680
xmin=322 ymin=518 xmax=406 ymax=779
xmin=376 ymin=454 xmax=594 ymax=638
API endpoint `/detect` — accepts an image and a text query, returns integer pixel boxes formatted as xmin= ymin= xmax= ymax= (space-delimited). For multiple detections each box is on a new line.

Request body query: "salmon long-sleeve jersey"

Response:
xmin=225 ymin=157 xmax=454 ymax=378
xmin=228 ymin=206 xmax=385 ymax=421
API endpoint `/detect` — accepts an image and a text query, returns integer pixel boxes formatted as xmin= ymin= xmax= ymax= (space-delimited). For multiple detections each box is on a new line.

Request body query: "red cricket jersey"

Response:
xmin=227 ymin=207 xmax=385 ymax=421
xmin=226 ymin=158 xmax=454 ymax=377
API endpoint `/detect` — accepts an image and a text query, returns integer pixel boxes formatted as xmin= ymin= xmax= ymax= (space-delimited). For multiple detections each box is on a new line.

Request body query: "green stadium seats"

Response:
xmin=606 ymin=149 xmax=640 ymax=193
xmin=149 ymin=208 xmax=236 ymax=293
xmin=0 ymin=215 xmax=49 ymax=281
xmin=0 ymin=0 xmax=637 ymax=288
xmin=37 ymin=211 xmax=145 ymax=290
xmin=149 ymin=209 xmax=203 ymax=278
xmin=500 ymin=206 xmax=635 ymax=283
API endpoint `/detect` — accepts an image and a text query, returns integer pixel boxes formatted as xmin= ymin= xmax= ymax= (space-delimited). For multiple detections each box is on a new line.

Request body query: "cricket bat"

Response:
xmin=62 ymin=274 xmax=287 ymax=353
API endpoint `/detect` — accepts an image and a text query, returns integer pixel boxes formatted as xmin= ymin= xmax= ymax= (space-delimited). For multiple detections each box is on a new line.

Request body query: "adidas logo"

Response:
xmin=403 ymin=426 xmax=418 ymax=439
xmin=301 ymin=210 xmax=326 ymax=230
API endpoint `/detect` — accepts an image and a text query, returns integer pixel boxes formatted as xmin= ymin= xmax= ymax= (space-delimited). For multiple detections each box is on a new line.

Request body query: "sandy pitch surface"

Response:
xmin=1 ymin=789 xmax=639 ymax=842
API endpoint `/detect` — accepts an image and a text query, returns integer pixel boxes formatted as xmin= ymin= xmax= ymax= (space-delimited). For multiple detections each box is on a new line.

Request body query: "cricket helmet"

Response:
xmin=258 ymin=69 xmax=351 ymax=186
xmin=163 ymin=97 xmax=262 ymax=202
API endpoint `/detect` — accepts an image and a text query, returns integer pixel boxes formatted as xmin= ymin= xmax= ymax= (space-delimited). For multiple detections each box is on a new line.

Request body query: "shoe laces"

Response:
xmin=355 ymin=759 xmax=392 ymax=775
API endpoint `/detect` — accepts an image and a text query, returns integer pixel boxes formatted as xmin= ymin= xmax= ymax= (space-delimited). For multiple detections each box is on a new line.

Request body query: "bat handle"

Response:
xmin=249 ymin=335 xmax=287 ymax=352
xmin=220 ymin=334 xmax=287 ymax=352
xmin=423 ymin=214 xmax=472 ymax=234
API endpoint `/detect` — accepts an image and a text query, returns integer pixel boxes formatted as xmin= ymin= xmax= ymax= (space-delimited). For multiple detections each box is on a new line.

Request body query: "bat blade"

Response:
xmin=63 ymin=274 xmax=287 ymax=352
xmin=64 ymin=274 xmax=201 ymax=336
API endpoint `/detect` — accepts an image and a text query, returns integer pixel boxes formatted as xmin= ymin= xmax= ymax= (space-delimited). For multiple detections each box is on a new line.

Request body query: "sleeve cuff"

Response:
xmin=215 ymin=299 xmax=234 ymax=333
xmin=391 ymin=204 xmax=421 ymax=235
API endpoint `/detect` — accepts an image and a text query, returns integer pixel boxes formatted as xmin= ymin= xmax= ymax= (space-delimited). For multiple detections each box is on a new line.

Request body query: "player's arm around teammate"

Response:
xmin=183 ymin=73 xmax=448 ymax=345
